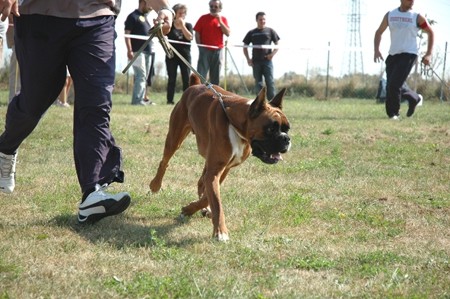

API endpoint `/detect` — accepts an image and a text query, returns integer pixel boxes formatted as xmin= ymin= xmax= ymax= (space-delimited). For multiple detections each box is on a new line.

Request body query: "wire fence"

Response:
xmin=117 ymin=38 xmax=449 ymax=102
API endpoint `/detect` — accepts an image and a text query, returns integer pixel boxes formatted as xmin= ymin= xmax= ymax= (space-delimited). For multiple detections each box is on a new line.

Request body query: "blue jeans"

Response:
xmin=252 ymin=60 xmax=275 ymax=99
xmin=197 ymin=47 xmax=222 ymax=85
xmin=131 ymin=52 xmax=151 ymax=105
xmin=0 ymin=15 xmax=124 ymax=193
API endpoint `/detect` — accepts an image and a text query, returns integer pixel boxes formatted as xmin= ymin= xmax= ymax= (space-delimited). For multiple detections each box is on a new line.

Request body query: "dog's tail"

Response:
xmin=189 ymin=73 xmax=202 ymax=86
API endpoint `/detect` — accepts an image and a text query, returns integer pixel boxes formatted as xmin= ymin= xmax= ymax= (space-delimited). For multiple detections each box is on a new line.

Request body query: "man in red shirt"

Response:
xmin=194 ymin=0 xmax=230 ymax=85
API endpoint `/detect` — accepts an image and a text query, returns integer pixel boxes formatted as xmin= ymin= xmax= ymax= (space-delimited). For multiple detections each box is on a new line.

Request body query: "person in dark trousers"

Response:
xmin=0 ymin=0 xmax=174 ymax=224
xmin=374 ymin=0 xmax=434 ymax=120
xmin=243 ymin=12 xmax=280 ymax=100
xmin=165 ymin=3 xmax=193 ymax=105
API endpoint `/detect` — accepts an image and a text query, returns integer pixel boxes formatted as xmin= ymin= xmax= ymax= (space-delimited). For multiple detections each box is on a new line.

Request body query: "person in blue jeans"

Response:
xmin=243 ymin=11 xmax=280 ymax=100
xmin=374 ymin=0 xmax=434 ymax=119
xmin=0 ymin=0 xmax=174 ymax=224
xmin=125 ymin=0 xmax=154 ymax=106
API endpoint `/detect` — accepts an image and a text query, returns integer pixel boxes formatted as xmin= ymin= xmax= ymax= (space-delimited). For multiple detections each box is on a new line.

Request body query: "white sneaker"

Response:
xmin=54 ymin=100 xmax=70 ymax=108
xmin=78 ymin=184 xmax=131 ymax=224
xmin=0 ymin=152 xmax=17 ymax=194
xmin=390 ymin=115 xmax=400 ymax=120
xmin=417 ymin=94 xmax=423 ymax=107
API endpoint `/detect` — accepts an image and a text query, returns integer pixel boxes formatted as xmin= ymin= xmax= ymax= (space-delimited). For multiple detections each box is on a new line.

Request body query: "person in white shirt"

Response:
xmin=374 ymin=0 xmax=434 ymax=119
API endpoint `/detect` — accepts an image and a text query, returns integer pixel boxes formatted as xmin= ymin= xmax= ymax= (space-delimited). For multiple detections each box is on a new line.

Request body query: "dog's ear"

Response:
xmin=189 ymin=74 xmax=202 ymax=86
xmin=249 ymin=87 xmax=267 ymax=119
xmin=269 ymin=88 xmax=286 ymax=110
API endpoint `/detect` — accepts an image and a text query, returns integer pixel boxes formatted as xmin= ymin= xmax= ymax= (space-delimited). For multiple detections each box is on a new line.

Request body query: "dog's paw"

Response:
xmin=216 ymin=232 xmax=230 ymax=242
xmin=149 ymin=179 xmax=161 ymax=193
xmin=201 ymin=207 xmax=212 ymax=218
xmin=178 ymin=213 xmax=190 ymax=223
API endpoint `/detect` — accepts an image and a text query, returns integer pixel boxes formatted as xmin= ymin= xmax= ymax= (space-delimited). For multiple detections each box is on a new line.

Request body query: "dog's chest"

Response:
xmin=228 ymin=125 xmax=249 ymax=165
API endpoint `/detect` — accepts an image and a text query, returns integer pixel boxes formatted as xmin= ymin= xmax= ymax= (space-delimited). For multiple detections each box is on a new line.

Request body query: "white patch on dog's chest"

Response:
xmin=228 ymin=125 xmax=247 ymax=165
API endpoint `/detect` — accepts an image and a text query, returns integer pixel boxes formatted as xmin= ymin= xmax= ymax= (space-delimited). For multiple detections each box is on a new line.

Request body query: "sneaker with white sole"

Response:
xmin=78 ymin=184 xmax=131 ymax=224
xmin=0 ymin=152 xmax=17 ymax=194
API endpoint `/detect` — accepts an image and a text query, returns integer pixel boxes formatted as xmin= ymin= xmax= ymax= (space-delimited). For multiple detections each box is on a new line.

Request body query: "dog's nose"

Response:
xmin=280 ymin=133 xmax=290 ymax=143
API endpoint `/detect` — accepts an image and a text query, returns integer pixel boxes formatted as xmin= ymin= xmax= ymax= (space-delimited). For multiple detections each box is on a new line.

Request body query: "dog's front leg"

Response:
xmin=204 ymin=171 xmax=229 ymax=242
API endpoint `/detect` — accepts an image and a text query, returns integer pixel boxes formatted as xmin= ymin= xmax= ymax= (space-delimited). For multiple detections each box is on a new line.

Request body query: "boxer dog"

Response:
xmin=150 ymin=74 xmax=291 ymax=241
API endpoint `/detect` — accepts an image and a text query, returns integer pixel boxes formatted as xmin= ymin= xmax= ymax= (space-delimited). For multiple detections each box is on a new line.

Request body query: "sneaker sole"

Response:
xmin=78 ymin=194 xmax=131 ymax=224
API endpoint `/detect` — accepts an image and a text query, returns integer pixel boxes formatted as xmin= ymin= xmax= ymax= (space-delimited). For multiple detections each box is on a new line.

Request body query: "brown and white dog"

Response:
xmin=150 ymin=74 xmax=291 ymax=241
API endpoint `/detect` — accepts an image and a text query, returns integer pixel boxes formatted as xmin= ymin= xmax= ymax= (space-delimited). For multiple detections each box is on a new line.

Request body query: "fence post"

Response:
xmin=440 ymin=41 xmax=447 ymax=102
xmin=326 ymin=42 xmax=330 ymax=99
xmin=224 ymin=40 xmax=228 ymax=90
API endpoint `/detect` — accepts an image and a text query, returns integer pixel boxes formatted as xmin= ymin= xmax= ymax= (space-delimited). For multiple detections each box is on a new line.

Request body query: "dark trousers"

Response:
xmin=0 ymin=15 xmax=123 ymax=193
xmin=165 ymin=53 xmax=191 ymax=103
xmin=385 ymin=53 xmax=420 ymax=117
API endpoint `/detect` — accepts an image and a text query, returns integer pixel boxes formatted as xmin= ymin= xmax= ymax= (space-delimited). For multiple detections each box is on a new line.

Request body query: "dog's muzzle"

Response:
xmin=251 ymin=132 xmax=291 ymax=164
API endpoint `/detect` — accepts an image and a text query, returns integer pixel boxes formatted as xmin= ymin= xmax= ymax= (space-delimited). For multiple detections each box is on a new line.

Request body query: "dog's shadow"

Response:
xmin=50 ymin=212 xmax=204 ymax=249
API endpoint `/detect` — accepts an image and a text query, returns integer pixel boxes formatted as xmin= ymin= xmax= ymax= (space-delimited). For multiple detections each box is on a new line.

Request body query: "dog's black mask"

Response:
xmin=251 ymin=121 xmax=291 ymax=164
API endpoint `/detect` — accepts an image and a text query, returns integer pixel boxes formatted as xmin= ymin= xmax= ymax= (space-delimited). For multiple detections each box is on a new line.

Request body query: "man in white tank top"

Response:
xmin=374 ymin=0 xmax=434 ymax=119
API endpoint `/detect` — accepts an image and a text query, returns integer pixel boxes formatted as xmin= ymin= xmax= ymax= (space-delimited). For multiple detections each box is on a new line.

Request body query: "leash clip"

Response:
xmin=122 ymin=22 xmax=173 ymax=74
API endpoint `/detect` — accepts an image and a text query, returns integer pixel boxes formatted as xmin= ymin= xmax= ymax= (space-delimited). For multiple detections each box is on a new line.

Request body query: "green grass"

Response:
xmin=0 ymin=91 xmax=449 ymax=298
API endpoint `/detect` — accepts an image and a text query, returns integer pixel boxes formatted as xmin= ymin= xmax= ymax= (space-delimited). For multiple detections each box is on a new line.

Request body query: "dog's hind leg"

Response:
xmin=181 ymin=194 xmax=209 ymax=216
xmin=181 ymin=166 xmax=208 ymax=216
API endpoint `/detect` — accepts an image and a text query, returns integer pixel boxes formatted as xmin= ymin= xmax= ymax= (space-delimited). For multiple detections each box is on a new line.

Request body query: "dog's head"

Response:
xmin=248 ymin=87 xmax=291 ymax=164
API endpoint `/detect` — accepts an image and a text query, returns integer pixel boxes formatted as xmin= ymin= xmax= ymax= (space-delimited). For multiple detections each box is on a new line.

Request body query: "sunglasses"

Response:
xmin=210 ymin=5 xmax=219 ymax=9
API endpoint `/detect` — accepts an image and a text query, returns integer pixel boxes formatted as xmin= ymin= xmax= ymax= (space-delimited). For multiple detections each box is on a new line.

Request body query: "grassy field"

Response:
xmin=0 ymin=90 xmax=449 ymax=298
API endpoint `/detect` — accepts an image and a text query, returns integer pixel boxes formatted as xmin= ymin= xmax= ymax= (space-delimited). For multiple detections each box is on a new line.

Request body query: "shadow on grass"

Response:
xmin=49 ymin=212 xmax=205 ymax=249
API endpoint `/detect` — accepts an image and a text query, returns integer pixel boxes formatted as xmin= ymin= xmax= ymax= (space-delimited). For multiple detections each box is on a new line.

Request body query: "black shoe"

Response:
xmin=407 ymin=94 xmax=423 ymax=117
xmin=78 ymin=184 xmax=131 ymax=224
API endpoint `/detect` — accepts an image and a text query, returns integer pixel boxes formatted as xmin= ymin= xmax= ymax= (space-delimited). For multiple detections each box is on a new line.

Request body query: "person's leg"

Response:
xmin=252 ymin=62 xmax=264 ymax=96
xmin=0 ymin=15 xmax=67 ymax=155
xmin=0 ymin=15 xmax=70 ymax=194
xmin=72 ymin=17 xmax=130 ymax=224
xmin=56 ymin=75 xmax=71 ymax=107
xmin=165 ymin=56 xmax=178 ymax=104
xmin=385 ymin=53 xmax=417 ymax=118
xmin=401 ymin=85 xmax=420 ymax=103
xmin=131 ymin=53 xmax=147 ymax=105
xmin=263 ymin=60 xmax=275 ymax=100
xmin=209 ymin=49 xmax=222 ymax=85
xmin=179 ymin=54 xmax=191 ymax=91
xmin=385 ymin=55 xmax=401 ymax=118
xmin=143 ymin=52 xmax=152 ymax=103
xmin=8 ymin=47 xmax=20 ymax=103
xmin=197 ymin=47 xmax=209 ymax=80
xmin=69 ymin=16 xmax=125 ymax=194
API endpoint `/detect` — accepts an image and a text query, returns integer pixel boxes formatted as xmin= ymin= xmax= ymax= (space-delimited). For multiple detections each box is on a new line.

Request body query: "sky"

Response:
xmin=116 ymin=0 xmax=450 ymax=79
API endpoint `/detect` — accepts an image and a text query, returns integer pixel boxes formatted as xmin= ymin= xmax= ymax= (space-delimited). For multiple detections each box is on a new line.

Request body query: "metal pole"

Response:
xmin=224 ymin=40 xmax=228 ymax=90
xmin=440 ymin=41 xmax=447 ymax=102
xmin=326 ymin=42 xmax=330 ymax=99
xmin=225 ymin=47 xmax=250 ymax=94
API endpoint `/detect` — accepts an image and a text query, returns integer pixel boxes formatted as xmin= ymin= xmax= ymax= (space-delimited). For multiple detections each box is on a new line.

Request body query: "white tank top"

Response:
xmin=388 ymin=8 xmax=420 ymax=55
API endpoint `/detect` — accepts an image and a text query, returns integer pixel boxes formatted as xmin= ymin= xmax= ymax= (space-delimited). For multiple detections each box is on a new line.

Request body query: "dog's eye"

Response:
xmin=266 ymin=122 xmax=279 ymax=135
